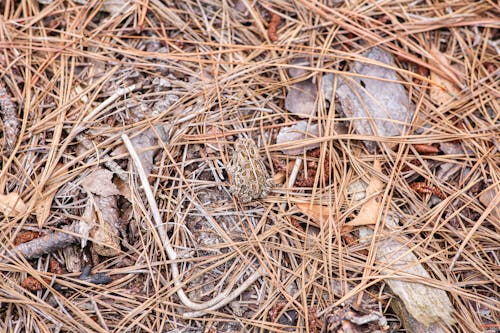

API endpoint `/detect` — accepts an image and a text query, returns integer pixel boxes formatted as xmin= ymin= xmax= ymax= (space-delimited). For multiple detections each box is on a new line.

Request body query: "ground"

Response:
xmin=0 ymin=1 xmax=498 ymax=332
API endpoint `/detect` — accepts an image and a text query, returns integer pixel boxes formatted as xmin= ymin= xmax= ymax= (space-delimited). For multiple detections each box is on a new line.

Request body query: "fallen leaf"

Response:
xmin=296 ymin=202 xmax=351 ymax=233
xmin=0 ymin=192 xmax=27 ymax=217
xmin=91 ymin=195 xmax=121 ymax=257
xmin=80 ymin=169 xmax=120 ymax=197
xmin=92 ymin=220 xmax=121 ymax=257
xmin=276 ymin=121 xmax=320 ymax=155
xmin=479 ymin=187 xmax=499 ymax=220
xmin=347 ymin=160 xmax=384 ymax=226
xmin=35 ymin=189 xmax=57 ymax=228
xmin=428 ymin=47 xmax=461 ymax=106
xmin=285 ymin=59 xmax=317 ymax=118
xmin=329 ymin=47 xmax=414 ymax=152
xmin=285 ymin=79 xmax=317 ymax=118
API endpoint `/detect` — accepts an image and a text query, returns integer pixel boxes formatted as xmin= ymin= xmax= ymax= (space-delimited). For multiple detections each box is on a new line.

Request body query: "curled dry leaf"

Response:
xmin=276 ymin=121 xmax=320 ymax=155
xmin=410 ymin=182 xmax=446 ymax=200
xmin=412 ymin=144 xmax=439 ymax=154
xmin=328 ymin=47 xmax=414 ymax=152
xmin=80 ymin=169 xmax=120 ymax=197
xmin=0 ymin=192 xmax=27 ymax=217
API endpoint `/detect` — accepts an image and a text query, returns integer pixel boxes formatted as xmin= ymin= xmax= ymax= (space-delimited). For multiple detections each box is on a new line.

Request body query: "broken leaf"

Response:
xmin=479 ymin=187 xmax=499 ymax=220
xmin=296 ymin=202 xmax=352 ymax=233
xmin=0 ymin=192 xmax=27 ymax=217
xmin=347 ymin=160 xmax=384 ymax=226
xmin=285 ymin=79 xmax=317 ymax=118
xmin=35 ymin=189 xmax=57 ymax=228
xmin=428 ymin=47 xmax=461 ymax=106
xmin=80 ymin=169 xmax=120 ymax=197
xmin=276 ymin=121 xmax=320 ymax=155
xmin=92 ymin=195 xmax=121 ymax=257
xmin=285 ymin=59 xmax=318 ymax=118
xmin=91 ymin=220 xmax=121 ymax=257
xmin=331 ymin=47 xmax=414 ymax=152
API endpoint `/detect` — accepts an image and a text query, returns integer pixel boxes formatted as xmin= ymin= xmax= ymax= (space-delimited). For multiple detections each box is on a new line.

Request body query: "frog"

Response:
xmin=226 ymin=137 xmax=273 ymax=203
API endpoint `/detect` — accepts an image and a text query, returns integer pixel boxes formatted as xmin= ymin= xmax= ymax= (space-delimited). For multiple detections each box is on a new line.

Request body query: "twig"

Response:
xmin=5 ymin=222 xmax=80 ymax=260
xmin=0 ymin=80 xmax=19 ymax=152
xmin=122 ymin=133 xmax=263 ymax=312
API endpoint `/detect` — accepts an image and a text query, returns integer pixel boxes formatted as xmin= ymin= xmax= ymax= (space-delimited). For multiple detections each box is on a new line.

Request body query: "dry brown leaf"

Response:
xmin=91 ymin=195 xmax=121 ymax=257
xmin=0 ymin=192 xmax=27 ymax=217
xmin=296 ymin=202 xmax=352 ymax=233
xmin=35 ymin=189 xmax=57 ymax=228
xmin=91 ymin=220 xmax=121 ymax=257
xmin=276 ymin=121 xmax=320 ymax=155
xmin=285 ymin=79 xmax=317 ymax=118
xmin=80 ymin=169 xmax=120 ymax=197
xmin=328 ymin=47 xmax=414 ymax=152
xmin=428 ymin=48 xmax=461 ymax=106
xmin=347 ymin=160 xmax=384 ymax=226
xmin=479 ymin=187 xmax=499 ymax=220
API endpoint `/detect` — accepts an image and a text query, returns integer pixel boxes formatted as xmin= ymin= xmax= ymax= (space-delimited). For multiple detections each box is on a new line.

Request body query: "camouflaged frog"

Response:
xmin=227 ymin=138 xmax=273 ymax=203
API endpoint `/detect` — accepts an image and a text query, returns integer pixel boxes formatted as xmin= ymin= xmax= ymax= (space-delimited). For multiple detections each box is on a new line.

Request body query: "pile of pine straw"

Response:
xmin=0 ymin=1 xmax=498 ymax=332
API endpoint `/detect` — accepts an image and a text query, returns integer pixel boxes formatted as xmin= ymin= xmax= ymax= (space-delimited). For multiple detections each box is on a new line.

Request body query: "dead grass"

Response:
xmin=0 ymin=0 xmax=499 ymax=332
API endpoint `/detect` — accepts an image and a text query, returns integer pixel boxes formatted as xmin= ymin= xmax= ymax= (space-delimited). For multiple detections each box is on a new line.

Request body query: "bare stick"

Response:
xmin=122 ymin=133 xmax=263 ymax=312
xmin=4 ymin=223 xmax=80 ymax=260
xmin=0 ymin=80 xmax=20 ymax=152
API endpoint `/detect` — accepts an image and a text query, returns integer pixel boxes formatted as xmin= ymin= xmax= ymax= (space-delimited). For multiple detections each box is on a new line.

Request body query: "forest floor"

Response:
xmin=0 ymin=1 xmax=498 ymax=332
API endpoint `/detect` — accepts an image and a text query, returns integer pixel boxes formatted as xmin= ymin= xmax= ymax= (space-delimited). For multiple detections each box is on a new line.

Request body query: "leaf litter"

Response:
xmin=0 ymin=1 xmax=498 ymax=332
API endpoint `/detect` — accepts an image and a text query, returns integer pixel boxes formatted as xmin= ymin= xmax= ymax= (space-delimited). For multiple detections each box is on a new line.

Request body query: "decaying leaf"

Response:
xmin=71 ymin=0 xmax=132 ymax=15
xmin=112 ymin=127 xmax=169 ymax=178
xmin=79 ymin=202 xmax=95 ymax=248
xmin=80 ymin=169 xmax=120 ymax=197
xmin=347 ymin=160 xmax=384 ymax=226
xmin=276 ymin=121 xmax=320 ymax=155
xmin=91 ymin=219 xmax=121 ymax=257
xmin=428 ymin=47 xmax=461 ymax=106
xmin=329 ymin=47 xmax=414 ymax=152
xmin=285 ymin=59 xmax=317 ymax=118
xmin=91 ymin=195 xmax=121 ymax=257
xmin=0 ymin=192 xmax=27 ymax=217
xmin=285 ymin=80 xmax=317 ymax=118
